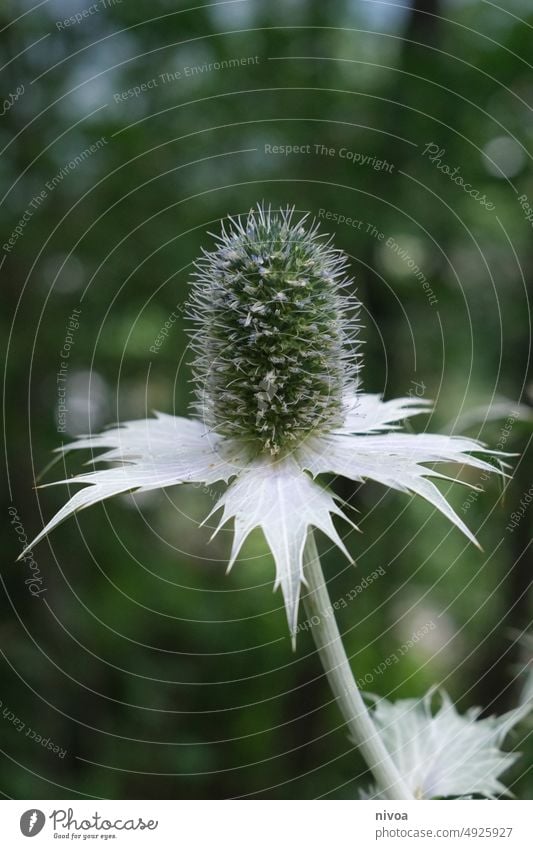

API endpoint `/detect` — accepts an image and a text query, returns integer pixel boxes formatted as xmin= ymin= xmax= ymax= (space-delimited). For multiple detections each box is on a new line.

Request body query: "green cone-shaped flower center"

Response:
xmin=189 ymin=206 xmax=357 ymax=454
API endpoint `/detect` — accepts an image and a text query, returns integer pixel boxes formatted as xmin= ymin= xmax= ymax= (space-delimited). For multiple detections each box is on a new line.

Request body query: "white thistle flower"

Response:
xmin=21 ymin=205 xmax=506 ymax=637
xmin=361 ymin=690 xmax=532 ymax=799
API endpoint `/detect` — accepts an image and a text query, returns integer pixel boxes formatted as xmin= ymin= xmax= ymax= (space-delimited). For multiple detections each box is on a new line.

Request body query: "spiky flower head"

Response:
xmin=188 ymin=205 xmax=358 ymax=455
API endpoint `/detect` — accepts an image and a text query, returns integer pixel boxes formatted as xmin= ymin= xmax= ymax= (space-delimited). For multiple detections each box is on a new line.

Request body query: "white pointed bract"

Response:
xmin=361 ymin=690 xmax=532 ymax=799
xmin=22 ymin=205 xmax=506 ymax=636
xmin=206 ymin=455 xmax=352 ymax=635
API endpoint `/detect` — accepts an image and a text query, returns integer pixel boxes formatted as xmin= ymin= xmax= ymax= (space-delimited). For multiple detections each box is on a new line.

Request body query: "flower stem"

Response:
xmin=302 ymin=531 xmax=414 ymax=800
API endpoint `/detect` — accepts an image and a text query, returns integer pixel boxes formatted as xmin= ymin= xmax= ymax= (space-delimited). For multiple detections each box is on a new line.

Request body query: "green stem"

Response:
xmin=302 ymin=532 xmax=414 ymax=800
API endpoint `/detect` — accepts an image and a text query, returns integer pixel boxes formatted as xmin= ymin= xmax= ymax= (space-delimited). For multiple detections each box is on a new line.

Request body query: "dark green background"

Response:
xmin=1 ymin=0 xmax=532 ymax=799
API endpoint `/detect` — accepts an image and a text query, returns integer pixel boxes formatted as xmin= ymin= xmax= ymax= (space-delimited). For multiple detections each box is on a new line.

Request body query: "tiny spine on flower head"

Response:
xmin=187 ymin=203 xmax=360 ymax=456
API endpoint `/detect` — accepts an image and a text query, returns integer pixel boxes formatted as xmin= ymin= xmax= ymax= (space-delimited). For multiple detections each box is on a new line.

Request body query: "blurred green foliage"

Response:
xmin=1 ymin=0 xmax=532 ymax=799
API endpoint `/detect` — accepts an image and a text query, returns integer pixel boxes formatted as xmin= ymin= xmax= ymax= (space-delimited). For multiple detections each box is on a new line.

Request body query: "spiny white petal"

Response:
xmin=19 ymin=415 xmax=245 ymax=559
xmin=337 ymin=394 xmax=432 ymax=434
xmin=58 ymin=413 xmax=236 ymax=470
xmin=297 ymin=430 xmax=506 ymax=545
xmin=207 ymin=456 xmax=353 ymax=637
xmin=365 ymin=690 xmax=532 ymax=799
xmin=397 ymin=475 xmax=479 ymax=545
xmin=324 ymin=429 xmax=506 ymax=465
xmin=19 ymin=480 xmax=138 ymax=556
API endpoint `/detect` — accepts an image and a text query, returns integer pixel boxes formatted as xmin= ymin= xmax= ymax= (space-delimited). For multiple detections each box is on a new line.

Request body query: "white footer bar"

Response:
xmin=1 ymin=799 xmax=531 ymax=847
